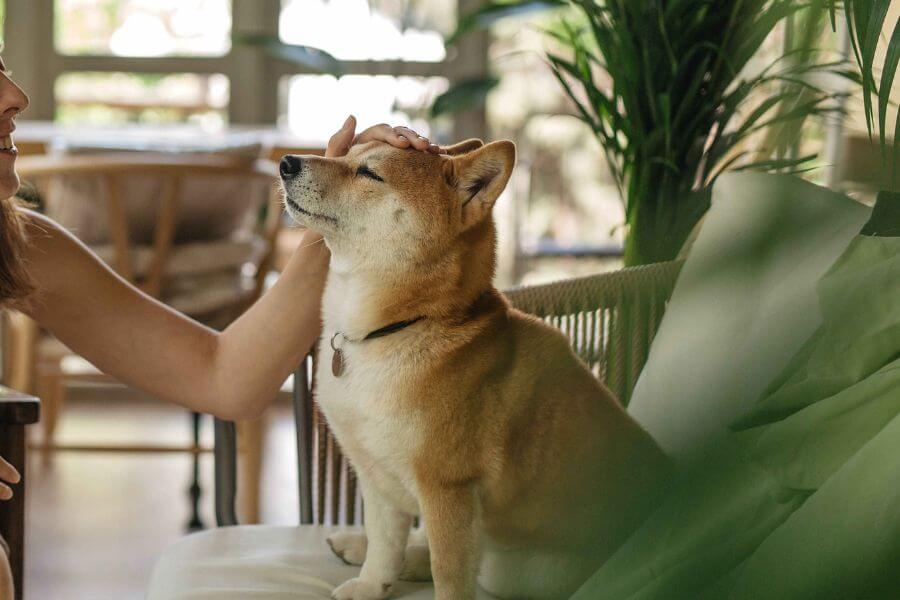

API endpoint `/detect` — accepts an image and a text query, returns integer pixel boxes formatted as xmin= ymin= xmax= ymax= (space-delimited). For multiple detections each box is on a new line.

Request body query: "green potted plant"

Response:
xmin=447 ymin=0 xmax=897 ymax=265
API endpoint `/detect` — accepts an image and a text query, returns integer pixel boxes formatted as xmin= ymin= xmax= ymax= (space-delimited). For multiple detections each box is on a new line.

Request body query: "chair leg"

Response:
xmin=237 ymin=415 xmax=267 ymax=525
xmin=3 ymin=313 xmax=38 ymax=394
xmin=185 ymin=411 xmax=204 ymax=531
xmin=36 ymin=374 xmax=65 ymax=464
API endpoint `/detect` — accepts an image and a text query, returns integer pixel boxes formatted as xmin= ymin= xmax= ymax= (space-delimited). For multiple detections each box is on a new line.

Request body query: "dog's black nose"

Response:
xmin=280 ymin=155 xmax=303 ymax=178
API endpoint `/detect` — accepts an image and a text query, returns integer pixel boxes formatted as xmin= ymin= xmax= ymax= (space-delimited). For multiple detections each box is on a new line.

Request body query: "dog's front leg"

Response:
xmin=331 ymin=481 xmax=411 ymax=600
xmin=419 ymin=482 xmax=479 ymax=600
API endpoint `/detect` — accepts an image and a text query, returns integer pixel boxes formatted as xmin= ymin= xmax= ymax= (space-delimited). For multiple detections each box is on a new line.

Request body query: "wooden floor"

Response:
xmin=23 ymin=385 xmax=298 ymax=600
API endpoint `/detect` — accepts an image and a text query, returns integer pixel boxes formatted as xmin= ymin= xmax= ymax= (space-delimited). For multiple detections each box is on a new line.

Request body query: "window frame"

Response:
xmin=4 ymin=0 xmax=488 ymax=140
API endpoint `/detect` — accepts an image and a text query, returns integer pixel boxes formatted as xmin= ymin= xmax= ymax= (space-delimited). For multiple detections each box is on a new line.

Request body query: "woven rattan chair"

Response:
xmin=213 ymin=259 xmax=684 ymax=528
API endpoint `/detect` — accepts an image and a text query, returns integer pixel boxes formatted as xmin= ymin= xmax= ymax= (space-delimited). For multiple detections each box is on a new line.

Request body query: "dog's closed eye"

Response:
xmin=356 ymin=165 xmax=384 ymax=182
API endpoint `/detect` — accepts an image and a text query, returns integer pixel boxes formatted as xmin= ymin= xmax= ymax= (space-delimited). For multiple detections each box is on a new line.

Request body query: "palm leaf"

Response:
xmin=429 ymin=76 xmax=500 ymax=118
xmin=233 ymin=33 xmax=342 ymax=76
xmin=447 ymin=0 xmax=566 ymax=45
xmin=732 ymin=152 xmax=819 ymax=172
xmin=879 ymin=18 xmax=900 ymax=187
xmin=841 ymin=0 xmax=898 ymax=189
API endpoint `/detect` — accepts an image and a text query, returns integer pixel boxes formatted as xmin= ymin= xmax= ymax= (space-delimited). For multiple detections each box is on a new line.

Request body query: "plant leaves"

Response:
xmin=731 ymin=152 xmax=820 ymax=172
xmin=448 ymin=0 xmax=566 ymax=45
xmin=430 ymin=76 xmax=501 ymax=117
xmin=233 ymin=33 xmax=342 ymax=76
xmin=878 ymin=17 xmax=900 ymax=160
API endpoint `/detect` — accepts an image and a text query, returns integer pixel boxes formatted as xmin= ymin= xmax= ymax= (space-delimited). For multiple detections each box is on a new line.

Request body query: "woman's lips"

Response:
xmin=0 ymin=134 xmax=17 ymax=155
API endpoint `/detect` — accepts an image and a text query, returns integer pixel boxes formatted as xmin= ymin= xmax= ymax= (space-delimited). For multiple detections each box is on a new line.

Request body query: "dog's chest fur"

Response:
xmin=316 ymin=275 xmax=425 ymax=513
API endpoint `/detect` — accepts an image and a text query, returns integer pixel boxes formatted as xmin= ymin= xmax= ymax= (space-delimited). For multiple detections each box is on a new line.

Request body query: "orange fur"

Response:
xmin=281 ymin=141 xmax=670 ymax=600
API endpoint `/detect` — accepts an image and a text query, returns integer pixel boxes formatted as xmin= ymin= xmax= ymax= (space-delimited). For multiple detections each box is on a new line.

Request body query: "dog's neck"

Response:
xmin=322 ymin=222 xmax=498 ymax=338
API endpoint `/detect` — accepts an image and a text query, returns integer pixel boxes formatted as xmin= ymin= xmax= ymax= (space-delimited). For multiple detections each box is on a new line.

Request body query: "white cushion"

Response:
xmin=627 ymin=173 xmax=871 ymax=463
xmin=147 ymin=525 xmax=498 ymax=599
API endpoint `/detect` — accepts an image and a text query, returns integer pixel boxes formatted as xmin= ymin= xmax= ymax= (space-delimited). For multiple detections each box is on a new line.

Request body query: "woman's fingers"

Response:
xmin=325 ymin=115 xmax=358 ymax=158
xmin=0 ymin=455 xmax=17 ymax=500
xmin=354 ymin=123 xmax=403 ymax=146
xmin=0 ymin=456 xmax=18 ymax=488
xmin=394 ymin=126 xmax=435 ymax=151
xmin=354 ymin=123 xmax=439 ymax=152
xmin=324 ymin=116 xmax=442 ymax=156
xmin=292 ymin=116 xmax=439 ymax=184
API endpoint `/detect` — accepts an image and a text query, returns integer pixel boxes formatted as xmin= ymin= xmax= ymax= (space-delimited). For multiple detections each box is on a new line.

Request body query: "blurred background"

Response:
xmin=0 ymin=1 xmax=896 ymax=598
xmin=5 ymin=1 xmax=897 ymax=283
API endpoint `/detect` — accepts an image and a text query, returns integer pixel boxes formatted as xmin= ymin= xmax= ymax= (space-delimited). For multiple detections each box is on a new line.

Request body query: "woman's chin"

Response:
xmin=0 ymin=172 xmax=20 ymax=200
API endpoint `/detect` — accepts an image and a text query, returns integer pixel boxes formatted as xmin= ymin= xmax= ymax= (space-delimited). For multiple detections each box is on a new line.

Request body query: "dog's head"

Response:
xmin=279 ymin=138 xmax=515 ymax=273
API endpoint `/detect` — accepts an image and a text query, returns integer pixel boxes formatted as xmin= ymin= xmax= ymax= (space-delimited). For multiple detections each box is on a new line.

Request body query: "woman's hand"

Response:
xmin=0 ymin=456 xmax=19 ymax=501
xmin=325 ymin=116 xmax=439 ymax=158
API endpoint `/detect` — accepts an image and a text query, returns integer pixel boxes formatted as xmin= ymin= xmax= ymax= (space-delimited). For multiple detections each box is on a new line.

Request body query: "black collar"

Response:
xmin=363 ymin=316 xmax=425 ymax=340
xmin=329 ymin=315 xmax=425 ymax=377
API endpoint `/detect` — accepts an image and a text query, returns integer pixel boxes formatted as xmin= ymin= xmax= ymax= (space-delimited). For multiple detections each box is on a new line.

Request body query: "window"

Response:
xmin=281 ymin=75 xmax=449 ymax=141
xmin=275 ymin=0 xmax=460 ymax=144
xmin=279 ymin=0 xmax=451 ymax=62
xmin=54 ymin=0 xmax=232 ymax=57
xmin=31 ymin=1 xmax=468 ymax=136
xmin=55 ymin=72 xmax=228 ymax=127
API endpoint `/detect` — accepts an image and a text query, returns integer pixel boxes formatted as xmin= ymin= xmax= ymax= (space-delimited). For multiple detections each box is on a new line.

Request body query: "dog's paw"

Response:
xmin=326 ymin=532 xmax=368 ymax=566
xmin=400 ymin=544 xmax=432 ymax=582
xmin=331 ymin=577 xmax=394 ymax=600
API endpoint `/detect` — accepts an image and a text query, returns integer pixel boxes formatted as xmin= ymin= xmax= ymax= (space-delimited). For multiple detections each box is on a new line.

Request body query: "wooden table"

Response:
xmin=0 ymin=387 xmax=39 ymax=600
xmin=15 ymin=120 xmax=326 ymax=161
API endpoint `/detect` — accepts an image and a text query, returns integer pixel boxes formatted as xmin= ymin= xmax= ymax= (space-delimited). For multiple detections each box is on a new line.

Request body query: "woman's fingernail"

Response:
xmin=343 ymin=115 xmax=354 ymax=129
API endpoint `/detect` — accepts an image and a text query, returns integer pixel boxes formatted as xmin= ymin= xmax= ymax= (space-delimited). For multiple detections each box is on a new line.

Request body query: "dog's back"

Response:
xmin=412 ymin=294 xmax=669 ymax=597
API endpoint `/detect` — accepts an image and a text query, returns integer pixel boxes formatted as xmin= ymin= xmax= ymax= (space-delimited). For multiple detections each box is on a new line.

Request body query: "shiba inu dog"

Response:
xmin=279 ymin=139 xmax=670 ymax=600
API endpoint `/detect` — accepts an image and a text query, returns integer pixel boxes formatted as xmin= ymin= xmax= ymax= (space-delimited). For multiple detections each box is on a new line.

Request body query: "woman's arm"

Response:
xmin=16 ymin=118 xmax=434 ymax=420
xmin=21 ymin=211 xmax=326 ymax=421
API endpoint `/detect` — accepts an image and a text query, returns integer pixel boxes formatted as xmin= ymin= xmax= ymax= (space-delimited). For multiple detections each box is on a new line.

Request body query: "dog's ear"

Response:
xmin=445 ymin=140 xmax=515 ymax=229
xmin=440 ymin=139 xmax=484 ymax=156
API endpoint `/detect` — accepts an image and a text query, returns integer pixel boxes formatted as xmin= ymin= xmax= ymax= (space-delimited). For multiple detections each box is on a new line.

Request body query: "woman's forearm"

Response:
xmin=213 ymin=232 xmax=328 ymax=418
xmin=20 ymin=210 xmax=328 ymax=420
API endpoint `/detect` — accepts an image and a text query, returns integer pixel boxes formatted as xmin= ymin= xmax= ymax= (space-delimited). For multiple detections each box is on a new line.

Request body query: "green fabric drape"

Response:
xmin=572 ymin=224 xmax=900 ymax=598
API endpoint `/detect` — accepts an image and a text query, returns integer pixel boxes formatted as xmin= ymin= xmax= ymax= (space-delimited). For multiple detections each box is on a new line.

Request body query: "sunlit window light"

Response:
xmin=279 ymin=0 xmax=446 ymax=62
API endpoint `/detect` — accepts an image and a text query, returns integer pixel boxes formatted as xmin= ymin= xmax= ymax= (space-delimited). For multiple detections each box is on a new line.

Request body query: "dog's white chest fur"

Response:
xmin=316 ymin=276 xmax=424 ymax=514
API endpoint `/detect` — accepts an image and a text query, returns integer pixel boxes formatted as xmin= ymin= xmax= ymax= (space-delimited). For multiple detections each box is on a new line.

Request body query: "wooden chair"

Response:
xmin=213 ymin=259 xmax=684 ymax=528
xmin=10 ymin=153 xmax=284 ymax=527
